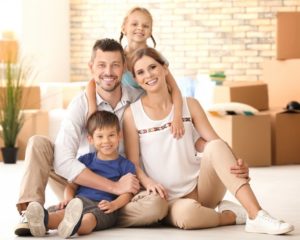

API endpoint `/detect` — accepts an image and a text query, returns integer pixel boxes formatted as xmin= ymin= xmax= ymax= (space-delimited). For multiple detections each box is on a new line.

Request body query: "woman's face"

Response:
xmin=133 ymin=55 xmax=167 ymax=91
xmin=123 ymin=11 xmax=152 ymax=44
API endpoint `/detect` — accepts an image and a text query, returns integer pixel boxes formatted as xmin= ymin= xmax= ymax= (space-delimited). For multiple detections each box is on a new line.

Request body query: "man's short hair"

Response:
xmin=90 ymin=38 xmax=125 ymax=63
xmin=86 ymin=110 xmax=120 ymax=136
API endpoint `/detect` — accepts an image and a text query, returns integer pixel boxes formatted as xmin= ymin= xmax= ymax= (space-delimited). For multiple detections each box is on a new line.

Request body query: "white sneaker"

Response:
xmin=218 ymin=200 xmax=247 ymax=224
xmin=25 ymin=202 xmax=48 ymax=237
xmin=14 ymin=211 xmax=32 ymax=236
xmin=58 ymin=198 xmax=83 ymax=238
xmin=246 ymin=210 xmax=294 ymax=235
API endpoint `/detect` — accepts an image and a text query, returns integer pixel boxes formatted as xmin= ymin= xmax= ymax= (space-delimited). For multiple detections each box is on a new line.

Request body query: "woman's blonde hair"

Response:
xmin=129 ymin=47 xmax=166 ymax=77
xmin=119 ymin=7 xmax=156 ymax=47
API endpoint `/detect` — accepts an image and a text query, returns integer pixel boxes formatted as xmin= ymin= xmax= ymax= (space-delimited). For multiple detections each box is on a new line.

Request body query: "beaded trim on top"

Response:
xmin=138 ymin=117 xmax=192 ymax=134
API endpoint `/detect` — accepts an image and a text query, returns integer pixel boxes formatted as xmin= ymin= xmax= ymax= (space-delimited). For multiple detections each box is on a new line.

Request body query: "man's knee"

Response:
xmin=145 ymin=194 xmax=168 ymax=221
xmin=27 ymin=135 xmax=52 ymax=149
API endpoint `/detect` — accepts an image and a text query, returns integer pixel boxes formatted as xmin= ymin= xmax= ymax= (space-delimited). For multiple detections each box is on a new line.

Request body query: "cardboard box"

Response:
xmin=213 ymin=81 xmax=269 ymax=111
xmin=0 ymin=40 xmax=18 ymax=63
xmin=0 ymin=110 xmax=48 ymax=161
xmin=277 ymin=12 xmax=300 ymax=60
xmin=207 ymin=113 xmax=271 ymax=167
xmin=0 ymin=86 xmax=41 ymax=109
xmin=274 ymin=112 xmax=300 ymax=165
xmin=262 ymin=59 xmax=300 ymax=108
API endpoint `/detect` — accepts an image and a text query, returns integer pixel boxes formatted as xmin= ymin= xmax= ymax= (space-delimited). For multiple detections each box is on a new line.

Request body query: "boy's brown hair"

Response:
xmin=86 ymin=110 xmax=120 ymax=136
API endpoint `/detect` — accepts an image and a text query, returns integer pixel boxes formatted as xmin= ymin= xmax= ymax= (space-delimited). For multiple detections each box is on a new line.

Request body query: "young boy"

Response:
xmin=25 ymin=110 xmax=135 ymax=238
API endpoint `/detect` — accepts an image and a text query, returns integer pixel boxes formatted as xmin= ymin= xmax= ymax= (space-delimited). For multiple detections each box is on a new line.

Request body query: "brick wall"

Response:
xmin=70 ymin=0 xmax=300 ymax=82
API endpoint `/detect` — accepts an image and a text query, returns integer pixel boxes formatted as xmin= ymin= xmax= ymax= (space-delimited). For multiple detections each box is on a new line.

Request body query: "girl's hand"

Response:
xmin=171 ymin=117 xmax=185 ymax=139
xmin=145 ymin=179 xmax=168 ymax=199
xmin=230 ymin=158 xmax=250 ymax=180
xmin=98 ymin=200 xmax=117 ymax=214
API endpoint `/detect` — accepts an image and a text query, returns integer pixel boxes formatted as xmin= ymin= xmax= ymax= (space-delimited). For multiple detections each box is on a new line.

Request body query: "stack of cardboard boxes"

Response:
xmin=263 ymin=12 xmax=300 ymax=166
xmin=208 ymin=81 xmax=272 ymax=167
xmin=209 ymin=12 xmax=300 ymax=166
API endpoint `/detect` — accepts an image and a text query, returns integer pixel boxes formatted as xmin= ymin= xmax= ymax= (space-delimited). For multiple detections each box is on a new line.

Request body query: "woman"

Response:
xmin=123 ymin=47 xmax=294 ymax=235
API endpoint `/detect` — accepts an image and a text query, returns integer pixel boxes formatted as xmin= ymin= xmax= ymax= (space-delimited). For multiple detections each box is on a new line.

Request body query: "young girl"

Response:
xmin=86 ymin=7 xmax=184 ymax=138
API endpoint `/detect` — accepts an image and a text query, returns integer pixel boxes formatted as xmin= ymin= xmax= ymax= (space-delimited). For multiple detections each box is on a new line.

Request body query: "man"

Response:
xmin=15 ymin=38 xmax=168 ymax=236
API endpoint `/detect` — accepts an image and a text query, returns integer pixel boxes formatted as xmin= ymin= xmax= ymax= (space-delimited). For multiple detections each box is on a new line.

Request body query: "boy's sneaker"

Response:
xmin=58 ymin=198 xmax=83 ymax=238
xmin=218 ymin=200 xmax=247 ymax=225
xmin=25 ymin=202 xmax=48 ymax=237
xmin=14 ymin=211 xmax=32 ymax=236
xmin=246 ymin=210 xmax=294 ymax=235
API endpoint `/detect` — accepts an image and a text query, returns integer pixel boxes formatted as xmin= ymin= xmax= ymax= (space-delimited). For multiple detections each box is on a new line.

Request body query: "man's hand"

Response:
xmin=230 ymin=158 xmax=250 ymax=180
xmin=114 ymin=173 xmax=140 ymax=195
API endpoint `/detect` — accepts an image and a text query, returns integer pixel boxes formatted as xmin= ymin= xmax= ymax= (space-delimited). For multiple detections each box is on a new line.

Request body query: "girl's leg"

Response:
xmin=77 ymin=213 xmax=97 ymax=235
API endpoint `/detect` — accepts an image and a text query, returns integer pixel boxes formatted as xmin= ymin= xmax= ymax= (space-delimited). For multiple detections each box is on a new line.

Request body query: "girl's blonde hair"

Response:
xmin=119 ymin=7 xmax=156 ymax=47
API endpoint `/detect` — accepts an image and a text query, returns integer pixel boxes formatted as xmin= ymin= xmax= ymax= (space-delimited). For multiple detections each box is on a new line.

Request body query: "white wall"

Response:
xmin=21 ymin=0 xmax=70 ymax=84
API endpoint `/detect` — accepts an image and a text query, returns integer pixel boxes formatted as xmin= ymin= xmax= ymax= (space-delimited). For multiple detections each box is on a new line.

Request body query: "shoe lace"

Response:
xmin=260 ymin=211 xmax=282 ymax=226
xmin=20 ymin=211 xmax=28 ymax=223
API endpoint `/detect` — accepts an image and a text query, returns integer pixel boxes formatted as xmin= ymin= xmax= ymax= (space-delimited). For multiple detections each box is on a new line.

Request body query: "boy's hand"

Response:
xmin=56 ymin=199 xmax=71 ymax=210
xmin=98 ymin=200 xmax=117 ymax=214
xmin=171 ymin=117 xmax=185 ymax=139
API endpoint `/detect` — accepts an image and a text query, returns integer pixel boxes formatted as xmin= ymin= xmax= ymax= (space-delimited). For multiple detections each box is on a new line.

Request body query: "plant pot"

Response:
xmin=1 ymin=147 xmax=18 ymax=164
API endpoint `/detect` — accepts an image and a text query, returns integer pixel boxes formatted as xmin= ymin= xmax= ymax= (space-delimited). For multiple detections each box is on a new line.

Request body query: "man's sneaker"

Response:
xmin=25 ymin=202 xmax=48 ymax=237
xmin=218 ymin=200 xmax=247 ymax=225
xmin=58 ymin=198 xmax=83 ymax=238
xmin=14 ymin=211 xmax=32 ymax=236
xmin=245 ymin=210 xmax=294 ymax=235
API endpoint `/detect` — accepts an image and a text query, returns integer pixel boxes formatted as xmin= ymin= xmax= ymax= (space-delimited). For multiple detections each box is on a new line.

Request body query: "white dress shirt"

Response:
xmin=54 ymin=84 xmax=144 ymax=181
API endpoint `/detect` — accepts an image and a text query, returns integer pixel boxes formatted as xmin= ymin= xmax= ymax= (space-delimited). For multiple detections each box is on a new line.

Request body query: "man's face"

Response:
xmin=89 ymin=49 xmax=124 ymax=93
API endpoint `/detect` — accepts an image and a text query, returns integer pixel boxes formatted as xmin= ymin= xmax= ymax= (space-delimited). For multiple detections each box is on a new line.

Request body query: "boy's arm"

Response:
xmin=64 ymin=182 xmax=78 ymax=201
xmin=57 ymin=182 xmax=78 ymax=210
xmin=98 ymin=193 xmax=133 ymax=214
xmin=165 ymin=71 xmax=184 ymax=139
xmin=86 ymin=79 xmax=97 ymax=118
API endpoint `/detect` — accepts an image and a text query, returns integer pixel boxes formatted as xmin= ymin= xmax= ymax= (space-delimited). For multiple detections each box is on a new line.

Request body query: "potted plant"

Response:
xmin=0 ymin=61 xmax=25 ymax=163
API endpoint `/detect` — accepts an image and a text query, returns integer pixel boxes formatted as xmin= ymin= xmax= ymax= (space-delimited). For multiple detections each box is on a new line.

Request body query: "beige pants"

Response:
xmin=165 ymin=139 xmax=249 ymax=229
xmin=17 ymin=135 xmax=168 ymax=227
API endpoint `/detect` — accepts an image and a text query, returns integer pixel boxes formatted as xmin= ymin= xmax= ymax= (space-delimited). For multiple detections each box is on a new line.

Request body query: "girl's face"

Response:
xmin=123 ymin=10 xmax=152 ymax=44
xmin=133 ymin=55 xmax=168 ymax=92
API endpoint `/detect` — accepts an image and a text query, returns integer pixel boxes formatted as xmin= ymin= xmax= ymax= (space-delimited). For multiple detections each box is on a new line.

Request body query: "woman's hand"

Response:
xmin=230 ymin=158 xmax=250 ymax=180
xmin=171 ymin=117 xmax=185 ymax=139
xmin=145 ymin=179 xmax=168 ymax=199
xmin=98 ymin=200 xmax=117 ymax=214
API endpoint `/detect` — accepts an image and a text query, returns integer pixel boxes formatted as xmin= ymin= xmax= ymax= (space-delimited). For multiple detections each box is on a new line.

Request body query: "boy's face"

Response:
xmin=88 ymin=126 xmax=121 ymax=160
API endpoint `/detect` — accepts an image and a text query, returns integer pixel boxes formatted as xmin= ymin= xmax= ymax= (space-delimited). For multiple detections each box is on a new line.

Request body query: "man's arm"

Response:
xmin=74 ymin=168 xmax=139 ymax=195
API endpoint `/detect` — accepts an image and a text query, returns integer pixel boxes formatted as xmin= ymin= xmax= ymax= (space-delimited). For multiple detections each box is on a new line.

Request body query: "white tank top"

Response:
xmin=130 ymin=97 xmax=200 ymax=200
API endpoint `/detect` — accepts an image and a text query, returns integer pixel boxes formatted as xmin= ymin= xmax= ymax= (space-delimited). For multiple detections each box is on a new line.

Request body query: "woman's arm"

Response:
xmin=187 ymin=97 xmax=220 ymax=141
xmin=123 ymin=106 xmax=168 ymax=199
xmin=165 ymin=71 xmax=184 ymax=139
xmin=86 ymin=79 xmax=97 ymax=118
